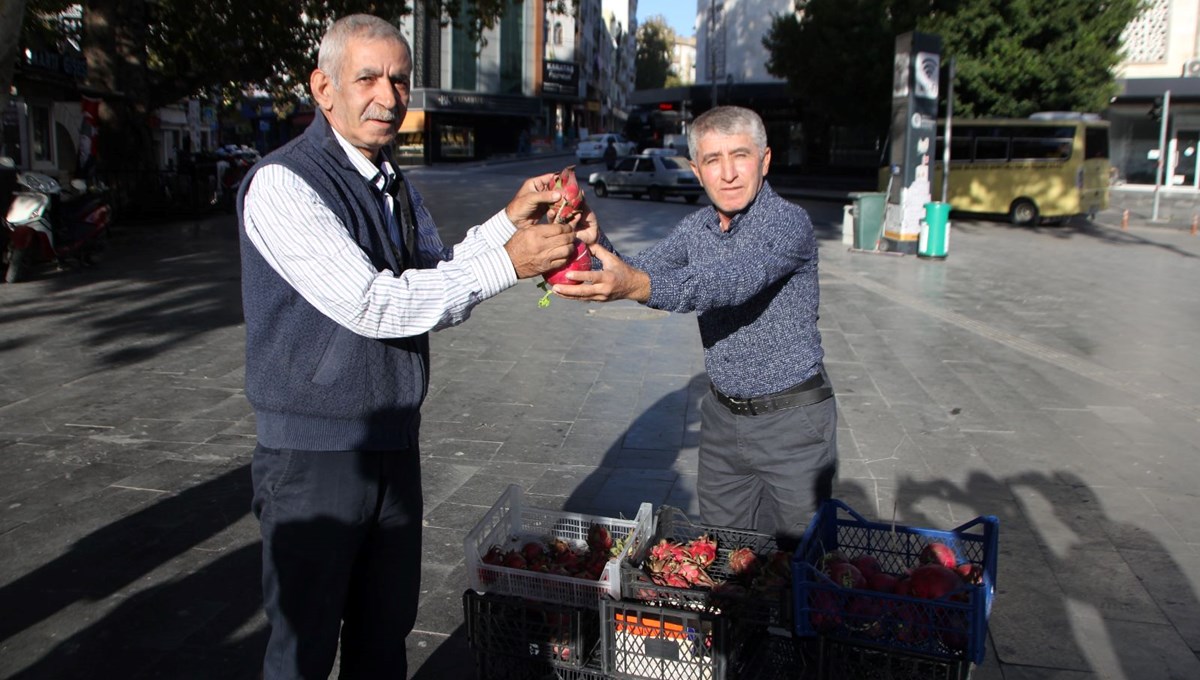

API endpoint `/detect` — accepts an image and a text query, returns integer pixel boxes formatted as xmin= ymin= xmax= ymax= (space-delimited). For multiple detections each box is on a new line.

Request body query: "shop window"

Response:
xmin=440 ymin=125 xmax=474 ymax=159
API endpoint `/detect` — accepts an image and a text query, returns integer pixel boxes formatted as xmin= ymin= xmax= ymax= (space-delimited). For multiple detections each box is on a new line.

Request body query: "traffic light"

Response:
xmin=1149 ymin=97 xmax=1163 ymax=122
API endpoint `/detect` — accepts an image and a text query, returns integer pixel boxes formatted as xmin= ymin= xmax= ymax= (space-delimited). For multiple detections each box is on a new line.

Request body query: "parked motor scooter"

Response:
xmin=2 ymin=157 xmax=113 ymax=283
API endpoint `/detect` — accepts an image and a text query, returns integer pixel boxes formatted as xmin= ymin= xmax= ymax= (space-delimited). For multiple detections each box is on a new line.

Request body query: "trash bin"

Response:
xmin=849 ymin=192 xmax=886 ymax=251
xmin=920 ymin=201 xmax=951 ymax=259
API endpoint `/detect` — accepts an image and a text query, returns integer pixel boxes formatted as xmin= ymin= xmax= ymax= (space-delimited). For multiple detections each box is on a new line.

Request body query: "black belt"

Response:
xmin=710 ymin=371 xmax=833 ymax=416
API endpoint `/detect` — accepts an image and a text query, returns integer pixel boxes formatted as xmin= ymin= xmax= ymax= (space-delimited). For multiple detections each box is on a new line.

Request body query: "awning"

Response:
xmin=400 ymin=110 xmax=425 ymax=133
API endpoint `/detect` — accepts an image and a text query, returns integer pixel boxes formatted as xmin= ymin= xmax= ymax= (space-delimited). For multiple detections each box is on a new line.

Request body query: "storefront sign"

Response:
xmin=24 ymin=49 xmax=87 ymax=80
xmin=543 ymin=60 xmax=579 ymax=96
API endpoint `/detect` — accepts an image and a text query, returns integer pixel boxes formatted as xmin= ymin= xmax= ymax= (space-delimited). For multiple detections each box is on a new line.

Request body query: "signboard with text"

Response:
xmin=884 ymin=31 xmax=942 ymax=254
xmin=542 ymin=60 xmax=579 ymax=97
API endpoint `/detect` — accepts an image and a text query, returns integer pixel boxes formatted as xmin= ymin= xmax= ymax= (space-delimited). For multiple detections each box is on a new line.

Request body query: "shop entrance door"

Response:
xmin=1174 ymin=130 xmax=1200 ymax=188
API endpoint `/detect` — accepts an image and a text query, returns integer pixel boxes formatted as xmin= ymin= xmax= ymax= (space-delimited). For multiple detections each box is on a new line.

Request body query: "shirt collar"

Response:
xmin=329 ymin=125 xmax=392 ymax=193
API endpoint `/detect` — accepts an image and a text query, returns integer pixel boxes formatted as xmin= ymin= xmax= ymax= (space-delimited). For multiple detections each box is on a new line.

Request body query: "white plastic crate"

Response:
xmin=465 ymin=484 xmax=653 ymax=608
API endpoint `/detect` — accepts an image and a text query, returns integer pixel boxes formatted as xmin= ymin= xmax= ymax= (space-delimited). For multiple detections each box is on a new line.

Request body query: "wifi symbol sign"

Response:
xmin=914 ymin=52 xmax=940 ymax=99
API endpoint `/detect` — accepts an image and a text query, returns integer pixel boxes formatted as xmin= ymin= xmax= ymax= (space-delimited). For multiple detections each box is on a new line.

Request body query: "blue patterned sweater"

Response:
xmin=619 ymin=182 xmax=825 ymax=399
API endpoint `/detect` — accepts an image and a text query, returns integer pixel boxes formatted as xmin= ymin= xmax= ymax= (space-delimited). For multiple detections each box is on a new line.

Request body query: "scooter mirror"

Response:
xmin=70 ymin=178 xmax=88 ymax=193
xmin=0 ymin=156 xmax=14 ymax=169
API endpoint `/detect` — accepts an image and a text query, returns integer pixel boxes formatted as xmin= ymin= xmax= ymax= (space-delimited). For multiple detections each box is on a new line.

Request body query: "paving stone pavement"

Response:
xmin=1 ymin=164 xmax=1200 ymax=679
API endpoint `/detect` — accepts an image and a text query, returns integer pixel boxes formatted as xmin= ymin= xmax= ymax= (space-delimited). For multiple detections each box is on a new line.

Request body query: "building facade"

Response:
xmin=1111 ymin=0 xmax=1200 ymax=186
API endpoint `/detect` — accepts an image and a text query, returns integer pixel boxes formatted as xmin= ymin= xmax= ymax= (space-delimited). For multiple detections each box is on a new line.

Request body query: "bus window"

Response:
xmin=975 ymin=137 xmax=1009 ymax=161
xmin=1011 ymin=136 xmax=1071 ymax=160
xmin=1084 ymin=126 xmax=1108 ymax=160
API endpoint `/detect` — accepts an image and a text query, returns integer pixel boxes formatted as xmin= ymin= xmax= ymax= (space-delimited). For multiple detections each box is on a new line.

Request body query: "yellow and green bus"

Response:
xmin=888 ymin=116 xmax=1111 ymax=225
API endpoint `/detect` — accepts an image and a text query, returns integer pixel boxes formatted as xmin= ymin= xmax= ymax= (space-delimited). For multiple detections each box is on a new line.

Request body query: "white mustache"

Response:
xmin=361 ymin=105 xmax=397 ymax=122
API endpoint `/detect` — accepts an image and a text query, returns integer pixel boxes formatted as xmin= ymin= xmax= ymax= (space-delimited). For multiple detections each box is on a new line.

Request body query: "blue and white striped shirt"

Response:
xmin=243 ymin=127 xmax=519 ymax=339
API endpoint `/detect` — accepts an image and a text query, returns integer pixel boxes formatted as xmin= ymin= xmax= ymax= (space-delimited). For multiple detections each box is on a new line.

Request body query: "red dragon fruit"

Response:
xmin=727 ymin=547 xmax=760 ymax=577
xmin=537 ymin=240 xmax=591 ymax=307
xmin=551 ymin=165 xmax=584 ymax=224
xmin=686 ymin=534 xmax=718 ymax=569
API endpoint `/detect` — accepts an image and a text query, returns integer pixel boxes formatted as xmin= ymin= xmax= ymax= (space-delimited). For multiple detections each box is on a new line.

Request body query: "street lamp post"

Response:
xmin=709 ymin=0 xmax=718 ymax=107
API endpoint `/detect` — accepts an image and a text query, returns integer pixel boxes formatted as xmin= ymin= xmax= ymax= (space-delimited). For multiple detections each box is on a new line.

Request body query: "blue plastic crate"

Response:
xmin=792 ymin=500 xmax=998 ymax=665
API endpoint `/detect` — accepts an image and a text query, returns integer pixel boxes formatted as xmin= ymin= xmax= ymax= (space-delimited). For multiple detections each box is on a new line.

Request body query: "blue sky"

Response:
xmin=638 ymin=0 xmax=697 ymax=37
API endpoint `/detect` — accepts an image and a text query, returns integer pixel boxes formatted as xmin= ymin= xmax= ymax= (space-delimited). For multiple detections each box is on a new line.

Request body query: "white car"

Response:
xmin=575 ymin=133 xmax=636 ymax=164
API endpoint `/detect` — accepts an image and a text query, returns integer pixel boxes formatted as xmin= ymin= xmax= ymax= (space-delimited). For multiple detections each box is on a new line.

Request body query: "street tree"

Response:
xmin=764 ymin=0 xmax=1144 ymax=163
xmin=10 ymin=0 xmax=564 ymax=175
xmin=636 ymin=15 xmax=674 ymax=91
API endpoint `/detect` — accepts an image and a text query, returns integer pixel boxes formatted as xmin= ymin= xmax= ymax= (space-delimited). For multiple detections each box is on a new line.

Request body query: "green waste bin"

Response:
xmin=920 ymin=201 xmax=951 ymax=259
xmin=850 ymin=192 xmax=886 ymax=251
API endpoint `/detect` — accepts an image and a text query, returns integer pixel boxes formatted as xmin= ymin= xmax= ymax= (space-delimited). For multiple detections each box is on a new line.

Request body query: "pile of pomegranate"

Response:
xmin=480 ymin=523 xmax=625 ymax=582
xmin=812 ymin=541 xmax=984 ymax=651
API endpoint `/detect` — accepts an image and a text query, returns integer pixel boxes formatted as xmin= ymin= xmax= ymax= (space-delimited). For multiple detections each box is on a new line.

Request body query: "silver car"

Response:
xmin=575 ymin=133 xmax=637 ymax=164
xmin=587 ymin=154 xmax=704 ymax=203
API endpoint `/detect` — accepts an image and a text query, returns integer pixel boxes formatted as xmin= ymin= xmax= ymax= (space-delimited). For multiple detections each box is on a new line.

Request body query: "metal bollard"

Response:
xmin=1122 ymin=210 xmax=1129 ymax=230
xmin=1193 ymin=214 xmax=1198 ymax=236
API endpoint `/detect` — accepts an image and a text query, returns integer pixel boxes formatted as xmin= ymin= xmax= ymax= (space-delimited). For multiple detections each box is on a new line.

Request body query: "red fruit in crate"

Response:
xmin=867 ymin=571 xmax=899 ymax=593
xmin=918 ymin=542 xmax=958 ymax=569
xmin=810 ymin=589 xmax=842 ymax=632
xmin=909 ymin=564 xmax=962 ymax=600
xmin=686 ymin=534 xmax=718 ymax=568
xmin=936 ymin=606 xmax=969 ymax=651
xmin=819 ymin=550 xmax=848 ymax=571
xmin=846 ymin=596 xmax=885 ymax=638
xmin=522 ymin=541 xmax=546 ymax=562
xmin=587 ymin=524 xmax=614 ymax=553
xmin=826 ymin=562 xmax=866 ymax=590
xmin=502 ymin=550 xmax=527 ymax=570
xmin=893 ymin=602 xmax=930 ymax=643
xmin=955 ymin=562 xmax=984 ymax=585
xmin=481 ymin=545 xmax=505 ymax=566
xmin=727 ymin=547 xmax=760 ymax=577
xmin=850 ymin=554 xmax=881 ymax=579
xmin=894 ymin=575 xmax=912 ymax=597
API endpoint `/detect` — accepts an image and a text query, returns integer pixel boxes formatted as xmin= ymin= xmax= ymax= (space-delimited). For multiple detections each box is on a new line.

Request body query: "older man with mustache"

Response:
xmin=237 ymin=14 xmax=580 ymax=680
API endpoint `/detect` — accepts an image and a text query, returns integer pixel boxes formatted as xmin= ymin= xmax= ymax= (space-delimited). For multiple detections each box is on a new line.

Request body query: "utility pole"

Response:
xmin=1153 ymin=90 xmax=1171 ymax=222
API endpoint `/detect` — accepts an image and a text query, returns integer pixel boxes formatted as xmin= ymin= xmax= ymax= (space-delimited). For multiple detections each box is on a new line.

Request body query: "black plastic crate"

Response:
xmin=817 ymin=637 xmax=971 ymax=680
xmin=471 ymin=647 xmax=608 ymax=680
xmin=464 ymin=589 xmax=601 ymax=674
xmin=622 ymin=506 xmax=792 ymax=629
xmin=730 ymin=632 xmax=816 ymax=680
xmin=600 ymin=599 xmax=736 ymax=680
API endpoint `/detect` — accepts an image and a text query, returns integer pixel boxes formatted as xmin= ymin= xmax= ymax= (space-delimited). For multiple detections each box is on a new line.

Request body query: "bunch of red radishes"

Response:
xmin=812 ymin=541 xmax=983 ymax=652
xmin=480 ymin=523 xmax=625 ymax=582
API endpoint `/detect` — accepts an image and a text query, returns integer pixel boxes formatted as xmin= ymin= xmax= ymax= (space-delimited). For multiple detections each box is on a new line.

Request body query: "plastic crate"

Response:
xmin=465 ymin=484 xmax=653 ymax=608
xmin=463 ymin=589 xmax=600 ymax=671
xmin=621 ymin=506 xmax=792 ymax=629
xmin=817 ymin=636 xmax=970 ymax=680
xmin=730 ymin=632 xmax=815 ymax=680
xmin=600 ymin=599 xmax=734 ymax=680
xmin=793 ymin=500 xmax=999 ymax=665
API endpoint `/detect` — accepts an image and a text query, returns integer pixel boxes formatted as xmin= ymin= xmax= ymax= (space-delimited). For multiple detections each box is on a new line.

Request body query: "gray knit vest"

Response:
xmin=237 ymin=112 xmax=428 ymax=451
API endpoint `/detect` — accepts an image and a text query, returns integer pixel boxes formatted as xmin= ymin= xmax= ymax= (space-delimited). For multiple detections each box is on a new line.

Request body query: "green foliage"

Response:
xmin=922 ymin=0 xmax=1144 ymax=117
xmin=764 ymin=0 xmax=1145 ymax=130
xmin=636 ymin=15 xmax=674 ymax=90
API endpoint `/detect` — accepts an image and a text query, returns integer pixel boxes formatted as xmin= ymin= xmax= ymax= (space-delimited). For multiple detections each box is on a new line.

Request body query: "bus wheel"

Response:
xmin=593 ymin=182 xmax=608 ymax=198
xmin=1009 ymin=199 xmax=1040 ymax=226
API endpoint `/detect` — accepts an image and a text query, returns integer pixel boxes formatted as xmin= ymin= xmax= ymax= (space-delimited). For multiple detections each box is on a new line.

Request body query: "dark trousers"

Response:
xmin=697 ymin=384 xmax=838 ymax=550
xmin=251 ymin=445 xmax=423 ymax=680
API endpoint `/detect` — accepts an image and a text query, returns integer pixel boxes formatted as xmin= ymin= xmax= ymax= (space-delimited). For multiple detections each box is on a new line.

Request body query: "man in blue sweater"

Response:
xmin=238 ymin=14 xmax=581 ymax=680
xmin=555 ymin=106 xmax=837 ymax=549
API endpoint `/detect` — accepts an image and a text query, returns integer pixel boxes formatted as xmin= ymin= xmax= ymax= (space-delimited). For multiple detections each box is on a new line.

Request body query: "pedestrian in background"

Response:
xmin=555 ymin=106 xmax=837 ymax=549
xmin=237 ymin=14 xmax=579 ymax=679
xmin=603 ymin=138 xmax=618 ymax=170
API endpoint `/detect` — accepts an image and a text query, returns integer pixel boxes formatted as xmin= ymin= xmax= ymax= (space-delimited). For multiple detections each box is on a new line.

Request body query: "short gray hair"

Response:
xmin=688 ymin=106 xmax=768 ymax=160
xmin=318 ymin=14 xmax=411 ymax=87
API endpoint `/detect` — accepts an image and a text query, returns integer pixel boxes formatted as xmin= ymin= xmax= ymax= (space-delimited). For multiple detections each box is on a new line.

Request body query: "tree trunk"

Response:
xmin=83 ymin=0 xmax=153 ymax=173
xmin=0 ymin=0 xmax=29 ymax=116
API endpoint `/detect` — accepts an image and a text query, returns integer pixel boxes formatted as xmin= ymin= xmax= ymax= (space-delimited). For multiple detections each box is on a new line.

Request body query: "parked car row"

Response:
xmin=586 ymin=154 xmax=703 ymax=204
